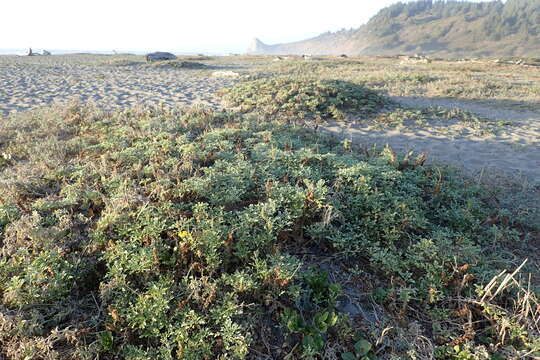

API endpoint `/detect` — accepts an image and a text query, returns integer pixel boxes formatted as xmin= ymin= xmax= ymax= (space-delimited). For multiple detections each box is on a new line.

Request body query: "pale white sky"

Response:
xmin=0 ymin=0 xmax=492 ymax=53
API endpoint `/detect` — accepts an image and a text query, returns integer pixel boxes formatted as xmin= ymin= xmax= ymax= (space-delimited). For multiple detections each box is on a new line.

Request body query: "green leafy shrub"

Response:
xmin=0 ymin=104 xmax=537 ymax=359
xmin=281 ymin=268 xmax=342 ymax=358
xmin=341 ymin=334 xmax=376 ymax=360
xmin=0 ymin=205 xmax=19 ymax=234
xmin=218 ymin=78 xmax=388 ymax=121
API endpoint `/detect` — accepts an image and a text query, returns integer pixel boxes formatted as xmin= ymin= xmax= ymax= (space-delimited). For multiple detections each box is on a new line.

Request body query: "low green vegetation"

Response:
xmin=178 ymin=55 xmax=215 ymax=62
xmin=218 ymin=78 xmax=509 ymax=136
xmin=107 ymin=59 xmax=209 ymax=69
xmin=147 ymin=60 xmax=208 ymax=69
xmin=248 ymin=57 xmax=540 ymax=110
xmin=0 ymin=102 xmax=538 ymax=359
xmin=218 ymin=78 xmax=387 ymax=121
xmin=370 ymin=106 xmax=512 ymax=136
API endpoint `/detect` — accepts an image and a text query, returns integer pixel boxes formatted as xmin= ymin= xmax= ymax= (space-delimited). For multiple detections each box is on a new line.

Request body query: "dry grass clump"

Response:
xmin=0 ymin=104 xmax=538 ymax=359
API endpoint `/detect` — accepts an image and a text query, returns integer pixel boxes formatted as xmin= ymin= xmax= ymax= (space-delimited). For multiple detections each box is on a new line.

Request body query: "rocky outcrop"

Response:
xmin=145 ymin=52 xmax=176 ymax=62
xmin=245 ymin=34 xmax=359 ymax=56
xmin=246 ymin=38 xmax=272 ymax=54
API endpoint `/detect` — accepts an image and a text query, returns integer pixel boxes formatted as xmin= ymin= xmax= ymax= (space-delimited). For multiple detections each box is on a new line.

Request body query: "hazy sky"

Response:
xmin=1 ymin=0 xmax=493 ymax=53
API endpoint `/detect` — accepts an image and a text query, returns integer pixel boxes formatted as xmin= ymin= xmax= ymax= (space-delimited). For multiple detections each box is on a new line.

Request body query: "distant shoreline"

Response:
xmin=0 ymin=49 xmax=225 ymax=56
xmin=0 ymin=49 xmax=135 ymax=56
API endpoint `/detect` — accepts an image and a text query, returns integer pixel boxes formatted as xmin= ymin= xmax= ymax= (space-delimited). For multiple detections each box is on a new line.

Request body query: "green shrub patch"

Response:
xmin=218 ymin=78 xmax=388 ymax=121
xmin=0 ymin=104 xmax=537 ymax=359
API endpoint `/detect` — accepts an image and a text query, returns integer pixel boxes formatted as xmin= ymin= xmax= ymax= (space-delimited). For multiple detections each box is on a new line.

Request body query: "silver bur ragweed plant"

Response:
xmin=218 ymin=78 xmax=387 ymax=121
xmin=0 ymin=104 xmax=538 ymax=359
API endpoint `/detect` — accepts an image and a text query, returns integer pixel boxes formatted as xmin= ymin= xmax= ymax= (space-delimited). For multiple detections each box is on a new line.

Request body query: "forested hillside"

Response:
xmin=248 ymin=0 xmax=540 ymax=58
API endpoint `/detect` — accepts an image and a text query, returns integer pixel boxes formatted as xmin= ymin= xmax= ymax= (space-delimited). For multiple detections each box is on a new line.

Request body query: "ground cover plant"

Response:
xmin=217 ymin=78 xmax=388 ymax=121
xmin=106 ymin=57 xmax=211 ymax=69
xmin=147 ymin=60 xmax=208 ymax=69
xmin=369 ymin=106 xmax=512 ymax=136
xmin=253 ymin=57 xmax=540 ymax=109
xmin=0 ymin=103 xmax=539 ymax=359
xmin=218 ymin=77 xmax=509 ymax=136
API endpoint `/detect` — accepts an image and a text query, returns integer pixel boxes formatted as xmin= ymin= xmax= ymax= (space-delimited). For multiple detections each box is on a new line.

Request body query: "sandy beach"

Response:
xmin=0 ymin=54 xmax=241 ymax=114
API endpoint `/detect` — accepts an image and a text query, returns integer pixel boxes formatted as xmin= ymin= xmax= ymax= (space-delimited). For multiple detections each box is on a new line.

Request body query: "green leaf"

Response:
xmin=282 ymin=308 xmax=303 ymax=333
xmin=372 ymin=287 xmax=388 ymax=303
xmin=354 ymin=339 xmax=372 ymax=356
xmin=99 ymin=330 xmax=114 ymax=351
xmin=314 ymin=312 xmax=329 ymax=332
xmin=303 ymin=333 xmax=325 ymax=352
xmin=341 ymin=352 xmax=357 ymax=360
xmin=327 ymin=311 xmax=338 ymax=327
xmin=317 ymin=311 xmax=329 ymax=323
xmin=313 ymin=333 xmax=325 ymax=352
xmin=287 ymin=315 xmax=303 ymax=332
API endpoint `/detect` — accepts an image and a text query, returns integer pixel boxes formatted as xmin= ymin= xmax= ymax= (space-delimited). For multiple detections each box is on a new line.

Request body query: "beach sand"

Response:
xmin=322 ymin=97 xmax=540 ymax=183
xmin=0 ymin=54 xmax=240 ymax=114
